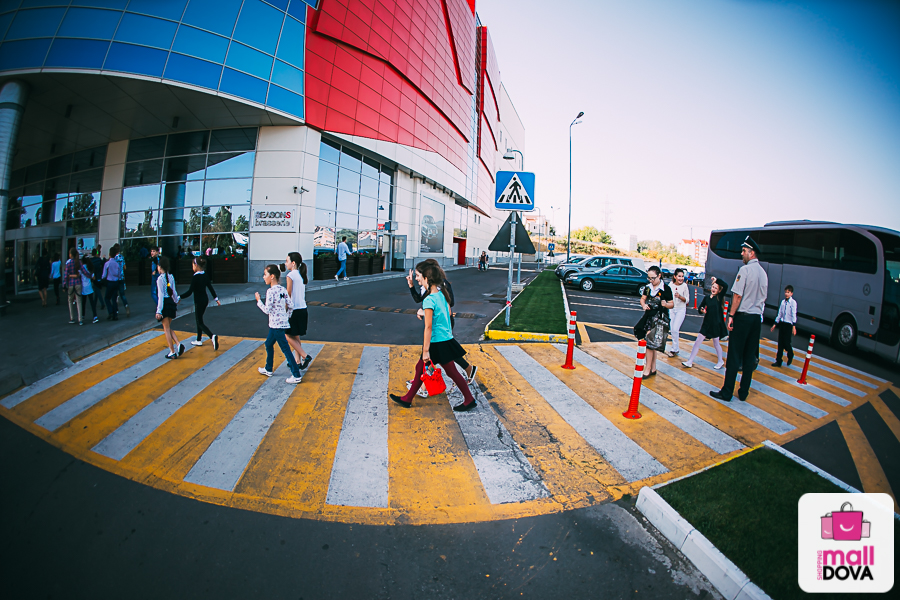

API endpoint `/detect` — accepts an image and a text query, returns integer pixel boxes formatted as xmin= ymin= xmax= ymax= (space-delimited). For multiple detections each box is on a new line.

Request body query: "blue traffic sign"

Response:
xmin=548 ymin=242 xmax=555 ymax=251
xmin=495 ymin=171 xmax=535 ymax=211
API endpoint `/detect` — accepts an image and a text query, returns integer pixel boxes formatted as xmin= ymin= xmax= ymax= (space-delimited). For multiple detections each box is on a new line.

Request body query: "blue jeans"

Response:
xmin=336 ymin=259 xmax=347 ymax=278
xmin=265 ymin=328 xmax=300 ymax=377
xmin=151 ymin=275 xmax=159 ymax=304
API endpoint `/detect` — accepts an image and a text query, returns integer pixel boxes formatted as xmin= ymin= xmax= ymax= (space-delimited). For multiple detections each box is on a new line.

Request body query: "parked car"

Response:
xmin=556 ymin=255 xmax=638 ymax=281
xmin=565 ymin=264 xmax=649 ymax=294
xmin=553 ymin=255 xmax=590 ymax=278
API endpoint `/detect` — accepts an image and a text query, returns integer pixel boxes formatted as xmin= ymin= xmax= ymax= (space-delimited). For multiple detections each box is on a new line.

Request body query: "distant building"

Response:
xmin=612 ymin=233 xmax=638 ymax=252
xmin=678 ymin=239 xmax=709 ymax=264
xmin=523 ymin=214 xmax=548 ymax=235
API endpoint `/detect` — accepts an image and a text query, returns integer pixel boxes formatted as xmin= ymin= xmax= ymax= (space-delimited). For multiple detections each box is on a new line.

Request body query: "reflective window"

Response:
xmin=122 ymin=210 xmax=158 ymax=238
xmin=69 ymin=168 xmax=103 ymax=193
xmin=338 ymin=167 xmax=360 ymax=193
xmin=266 ymin=0 xmax=289 ymax=10
xmin=232 ymin=0 xmax=283 ymax=54
xmin=181 ymin=0 xmax=242 ymax=37
xmin=317 ymin=161 xmax=338 ymax=187
xmin=319 ymin=139 xmax=340 ymax=164
xmin=0 ymin=38 xmax=52 ymax=70
xmin=206 ymin=152 xmax=254 ymax=179
xmin=163 ymin=155 xmax=206 ymax=181
xmin=225 ymin=41 xmax=273 ymax=80
xmin=125 ymin=0 xmax=187 ymax=21
xmin=21 ymin=203 xmax=40 ymax=227
xmin=270 ymin=60 xmax=302 ymax=94
xmin=64 ymin=192 xmax=100 ymax=219
xmin=164 ymin=53 xmax=222 ymax=90
xmin=127 ymin=135 xmax=166 ymax=161
xmin=275 ymin=16 xmax=303 ymax=68
xmin=166 ymin=130 xmax=209 ymax=156
xmin=340 ymin=148 xmax=362 ymax=172
xmin=219 ymin=67 xmax=267 ymax=104
xmin=335 ymin=212 xmax=357 ymax=231
xmin=121 ymin=184 xmax=161 ymax=212
xmin=104 ymin=42 xmax=167 ymax=76
xmin=358 ymin=216 xmax=376 ymax=231
xmin=316 ymin=185 xmax=336 ymax=211
xmin=72 ymin=145 xmax=107 ymax=171
xmin=209 ymin=128 xmax=257 ymax=152
xmin=57 ymin=8 xmax=122 ymax=39
xmin=203 ymin=178 xmax=252 ymax=205
xmin=361 ymin=157 xmax=379 ymax=179
xmin=266 ymin=84 xmax=303 ymax=118
xmin=360 ymin=175 xmax=378 ymax=198
xmin=315 ymin=209 xmax=334 ymax=227
xmin=171 ymin=25 xmax=228 ymax=63
xmin=358 ymin=195 xmax=377 ymax=219
xmin=182 ymin=180 xmax=205 ymax=206
xmin=184 ymin=206 xmax=204 ymax=234
xmin=286 ymin=0 xmax=307 ymax=23
xmin=337 ymin=189 xmax=358 ymax=214
xmin=114 ymin=13 xmax=177 ymax=49
xmin=5 ymin=7 xmax=65 ymax=39
xmin=45 ymin=174 xmax=70 ymax=194
xmin=45 ymin=38 xmax=109 ymax=68
xmin=124 ymin=159 xmax=163 ymax=186
xmin=25 ymin=161 xmax=47 ymax=183
xmin=74 ymin=1 xmax=129 ymax=8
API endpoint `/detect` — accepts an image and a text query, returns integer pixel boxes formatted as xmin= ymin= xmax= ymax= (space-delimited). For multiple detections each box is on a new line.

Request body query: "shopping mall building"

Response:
xmin=0 ymin=0 xmax=525 ymax=292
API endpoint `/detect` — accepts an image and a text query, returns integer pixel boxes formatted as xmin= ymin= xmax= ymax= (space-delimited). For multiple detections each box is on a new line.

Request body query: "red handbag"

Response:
xmin=420 ymin=360 xmax=446 ymax=396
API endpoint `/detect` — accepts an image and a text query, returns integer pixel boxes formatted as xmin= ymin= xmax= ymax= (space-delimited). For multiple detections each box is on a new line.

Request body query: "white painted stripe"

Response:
xmin=760 ymin=339 xmax=888 ymax=384
xmin=326 ymin=346 xmax=391 ymax=508
xmin=611 ymin=344 xmax=794 ymax=435
xmin=690 ymin=342 xmax=850 ymax=408
xmin=35 ymin=341 xmax=190 ymax=432
xmin=184 ymin=344 xmax=324 ymax=491
xmin=557 ymin=345 xmax=744 ymax=454
xmin=754 ymin=343 xmax=873 ymax=393
xmin=496 ymin=345 xmax=668 ymax=482
xmin=441 ymin=372 xmax=549 ymax=504
xmin=2 ymin=331 xmax=164 ymax=409
xmin=92 ymin=340 xmax=261 ymax=460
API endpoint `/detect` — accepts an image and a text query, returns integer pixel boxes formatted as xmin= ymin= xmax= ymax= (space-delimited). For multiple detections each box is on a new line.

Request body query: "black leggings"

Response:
xmin=81 ymin=292 xmax=98 ymax=319
xmin=195 ymin=301 xmax=213 ymax=341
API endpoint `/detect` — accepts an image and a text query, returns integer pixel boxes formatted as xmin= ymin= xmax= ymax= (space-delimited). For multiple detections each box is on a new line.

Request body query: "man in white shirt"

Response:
xmin=335 ymin=236 xmax=353 ymax=281
xmin=666 ymin=268 xmax=690 ymax=357
xmin=770 ymin=285 xmax=797 ymax=367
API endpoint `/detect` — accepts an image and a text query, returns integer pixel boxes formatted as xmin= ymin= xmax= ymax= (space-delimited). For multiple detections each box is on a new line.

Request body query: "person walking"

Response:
xmin=79 ymin=255 xmax=99 ymax=324
xmin=36 ymin=253 xmax=51 ymax=306
xmin=256 ymin=265 xmax=303 ymax=384
xmin=91 ymin=248 xmax=105 ymax=312
xmin=179 ymin=256 xmax=220 ymax=349
xmin=113 ymin=245 xmax=130 ymax=317
xmin=682 ymin=279 xmax=728 ymax=369
xmin=711 ymin=236 xmax=768 ymax=402
xmin=50 ymin=253 xmax=62 ymax=305
xmin=666 ymin=268 xmax=689 ymax=357
xmin=390 ymin=261 xmax=477 ymax=411
xmin=284 ymin=252 xmax=313 ymax=370
xmin=155 ymin=256 xmax=184 ymax=359
xmin=102 ymin=246 xmax=122 ymax=320
xmin=479 ymin=251 xmax=488 ymax=272
xmin=150 ymin=246 xmax=161 ymax=304
xmin=335 ymin=236 xmax=353 ymax=281
xmin=770 ymin=285 xmax=797 ymax=367
xmin=62 ymin=248 xmax=84 ymax=325
xmin=634 ymin=266 xmax=674 ymax=378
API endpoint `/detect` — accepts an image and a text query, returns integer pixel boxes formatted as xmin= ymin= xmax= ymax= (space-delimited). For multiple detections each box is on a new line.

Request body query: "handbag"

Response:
xmin=645 ymin=312 xmax=670 ymax=351
xmin=420 ymin=360 xmax=447 ymax=396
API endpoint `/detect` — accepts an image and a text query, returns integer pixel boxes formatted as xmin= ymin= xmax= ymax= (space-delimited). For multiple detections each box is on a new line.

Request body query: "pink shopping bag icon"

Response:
xmin=833 ymin=502 xmax=864 ymax=541
xmin=821 ymin=514 xmax=833 ymax=539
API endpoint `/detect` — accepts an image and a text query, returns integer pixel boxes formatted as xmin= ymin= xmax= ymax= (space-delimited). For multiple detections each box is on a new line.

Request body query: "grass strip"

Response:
xmin=657 ymin=447 xmax=898 ymax=599
xmin=487 ymin=270 xmax=566 ymax=334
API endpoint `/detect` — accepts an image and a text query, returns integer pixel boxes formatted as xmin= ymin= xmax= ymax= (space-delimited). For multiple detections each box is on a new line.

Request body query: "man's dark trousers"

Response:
xmin=720 ymin=313 xmax=762 ymax=399
xmin=775 ymin=322 xmax=794 ymax=364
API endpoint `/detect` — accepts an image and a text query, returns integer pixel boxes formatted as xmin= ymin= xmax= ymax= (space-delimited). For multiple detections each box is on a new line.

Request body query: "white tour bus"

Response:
xmin=706 ymin=221 xmax=900 ymax=363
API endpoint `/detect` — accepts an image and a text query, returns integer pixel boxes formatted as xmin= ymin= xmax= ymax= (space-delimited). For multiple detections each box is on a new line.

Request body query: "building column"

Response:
xmin=0 ymin=80 xmax=28 ymax=313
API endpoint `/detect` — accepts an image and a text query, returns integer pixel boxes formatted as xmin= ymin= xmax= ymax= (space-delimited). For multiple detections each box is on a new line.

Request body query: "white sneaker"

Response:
xmin=286 ymin=376 xmax=302 ymax=384
xmin=714 ymin=362 xmax=725 ymax=370
xmin=335 ymin=275 xmax=339 ymax=281
xmin=343 ymin=277 xmax=350 ymax=281
xmin=191 ymin=340 xmax=203 ymax=346
xmin=258 ymin=367 xmax=273 ymax=377
xmin=681 ymin=361 xmax=693 ymax=368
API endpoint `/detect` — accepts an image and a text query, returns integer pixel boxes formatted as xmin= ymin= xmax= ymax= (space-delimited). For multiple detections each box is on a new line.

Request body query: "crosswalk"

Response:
xmin=0 ymin=331 xmax=889 ymax=525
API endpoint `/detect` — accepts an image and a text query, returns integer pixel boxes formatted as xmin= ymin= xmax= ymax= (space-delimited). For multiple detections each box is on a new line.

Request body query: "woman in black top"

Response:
xmin=180 ymin=256 xmax=221 ymax=349
xmin=682 ymin=279 xmax=728 ymax=369
xmin=635 ymin=266 xmax=674 ymax=378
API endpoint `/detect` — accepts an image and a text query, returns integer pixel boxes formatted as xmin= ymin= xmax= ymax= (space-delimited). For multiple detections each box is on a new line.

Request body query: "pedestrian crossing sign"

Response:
xmin=495 ymin=171 xmax=535 ymax=211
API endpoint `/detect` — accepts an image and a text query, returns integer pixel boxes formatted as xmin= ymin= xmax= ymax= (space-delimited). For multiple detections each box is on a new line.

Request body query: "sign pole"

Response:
xmin=505 ymin=211 xmax=516 ymax=326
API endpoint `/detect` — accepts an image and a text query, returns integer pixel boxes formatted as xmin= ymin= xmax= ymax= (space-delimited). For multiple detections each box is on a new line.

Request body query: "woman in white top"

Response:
xmin=666 ymin=268 xmax=690 ymax=357
xmin=284 ymin=252 xmax=312 ymax=371
xmin=155 ymin=256 xmax=184 ymax=359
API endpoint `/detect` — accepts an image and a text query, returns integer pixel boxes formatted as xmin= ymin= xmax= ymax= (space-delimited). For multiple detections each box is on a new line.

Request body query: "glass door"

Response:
xmin=391 ymin=235 xmax=406 ymax=271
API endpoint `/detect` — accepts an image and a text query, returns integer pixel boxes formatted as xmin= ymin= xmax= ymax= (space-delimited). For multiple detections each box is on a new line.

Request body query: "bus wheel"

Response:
xmin=832 ymin=316 xmax=857 ymax=351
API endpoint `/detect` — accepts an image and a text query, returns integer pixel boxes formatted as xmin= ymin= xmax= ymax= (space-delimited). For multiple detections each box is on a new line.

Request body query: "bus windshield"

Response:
xmin=870 ymin=230 xmax=900 ymax=345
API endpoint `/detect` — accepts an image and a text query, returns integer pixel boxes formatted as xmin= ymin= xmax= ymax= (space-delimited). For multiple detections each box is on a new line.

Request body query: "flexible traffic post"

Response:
xmin=723 ymin=300 xmax=729 ymax=321
xmin=693 ymin=288 xmax=697 ymax=310
xmin=622 ymin=340 xmax=647 ymax=419
xmin=561 ymin=311 xmax=577 ymax=370
xmin=797 ymin=334 xmax=816 ymax=385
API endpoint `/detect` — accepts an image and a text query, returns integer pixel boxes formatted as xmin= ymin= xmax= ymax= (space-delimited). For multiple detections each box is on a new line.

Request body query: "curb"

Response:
xmin=636 ymin=487 xmax=772 ymax=600
xmin=482 ymin=271 xmax=565 ymax=343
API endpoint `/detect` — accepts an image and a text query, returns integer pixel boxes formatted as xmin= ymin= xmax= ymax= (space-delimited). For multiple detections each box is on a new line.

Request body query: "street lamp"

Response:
xmin=502 ymin=148 xmax=524 ymax=170
xmin=568 ymin=111 xmax=584 ymax=263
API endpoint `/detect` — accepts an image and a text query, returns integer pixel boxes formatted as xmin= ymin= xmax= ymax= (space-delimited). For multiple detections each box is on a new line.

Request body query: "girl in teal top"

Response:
xmin=391 ymin=261 xmax=476 ymax=411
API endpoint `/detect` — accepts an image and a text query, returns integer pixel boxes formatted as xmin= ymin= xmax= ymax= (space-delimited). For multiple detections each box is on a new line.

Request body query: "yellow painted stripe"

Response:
xmin=576 ymin=322 xmax=593 ymax=346
xmin=837 ymin=413 xmax=899 ymax=513
xmin=484 ymin=329 xmax=567 ymax=343
xmin=522 ymin=345 xmax=719 ymax=473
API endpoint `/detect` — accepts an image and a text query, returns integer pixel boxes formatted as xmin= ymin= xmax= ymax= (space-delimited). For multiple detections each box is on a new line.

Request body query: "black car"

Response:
xmin=565 ymin=264 xmax=649 ymax=295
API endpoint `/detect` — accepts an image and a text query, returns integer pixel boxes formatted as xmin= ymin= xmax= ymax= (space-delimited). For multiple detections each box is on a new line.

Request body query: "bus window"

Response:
xmin=759 ymin=229 xmax=792 ymax=264
xmin=870 ymin=230 xmax=900 ymax=345
xmin=710 ymin=231 xmax=747 ymax=259
xmin=791 ymin=228 xmax=839 ymax=269
xmin=837 ymin=230 xmax=877 ymax=274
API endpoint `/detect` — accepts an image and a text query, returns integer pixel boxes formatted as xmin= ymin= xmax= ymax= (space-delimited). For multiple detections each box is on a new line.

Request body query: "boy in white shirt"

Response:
xmin=770 ymin=285 xmax=797 ymax=367
xmin=666 ymin=268 xmax=689 ymax=357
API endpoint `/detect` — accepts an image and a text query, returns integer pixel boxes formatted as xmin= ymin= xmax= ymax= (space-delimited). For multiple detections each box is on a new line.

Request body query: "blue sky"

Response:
xmin=477 ymin=0 xmax=900 ymax=245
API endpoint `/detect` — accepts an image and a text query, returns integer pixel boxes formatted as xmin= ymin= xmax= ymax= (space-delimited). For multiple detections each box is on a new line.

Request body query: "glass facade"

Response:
xmin=120 ymin=128 xmax=256 ymax=261
xmin=0 ymin=0 xmax=318 ymax=119
xmin=314 ymin=138 xmax=393 ymax=253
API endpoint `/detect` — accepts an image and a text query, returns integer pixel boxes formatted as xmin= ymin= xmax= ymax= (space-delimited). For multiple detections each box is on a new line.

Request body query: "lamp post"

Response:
xmin=567 ymin=111 xmax=584 ymax=263
xmin=503 ymin=148 xmax=525 ymax=283
xmin=533 ymin=205 xmax=543 ymax=267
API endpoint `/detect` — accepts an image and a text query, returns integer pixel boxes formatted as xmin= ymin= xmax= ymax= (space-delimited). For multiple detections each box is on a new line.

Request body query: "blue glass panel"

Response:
xmin=265 ymin=0 xmax=288 ymax=10
xmin=182 ymin=0 xmax=242 ymax=37
xmin=266 ymin=84 xmax=303 ymax=118
xmin=203 ymin=178 xmax=252 ymax=205
xmin=0 ymin=12 xmax=15 ymax=40
xmin=57 ymin=8 xmax=122 ymax=39
xmin=104 ymin=42 xmax=166 ymax=76
xmin=286 ymin=0 xmax=306 ymax=22
xmin=0 ymin=38 xmax=50 ymax=69
xmin=71 ymin=1 xmax=128 ymax=8
xmin=225 ymin=41 xmax=272 ymax=80
xmin=20 ymin=0 xmax=66 ymax=7
xmin=270 ymin=60 xmax=302 ymax=94
xmin=171 ymin=24 xmax=227 ymax=63
xmin=114 ymin=12 xmax=176 ymax=49
xmin=0 ymin=0 xmax=20 ymax=12
xmin=121 ymin=184 xmax=161 ymax=212
xmin=165 ymin=53 xmax=222 ymax=89
xmin=5 ymin=7 xmax=65 ymax=39
xmin=275 ymin=16 xmax=303 ymax=68
xmin=206 ymin=152 xmax=254 ymax=179
xmin=45 ymin=38 xmax=109 ymax=68
xmin=232 ymin=0 xmax=283 ymax=54
xmin=125 ymin=0 xmax=186 ymax=21
xmin=219 ymin=67 xmax=267 ymax=104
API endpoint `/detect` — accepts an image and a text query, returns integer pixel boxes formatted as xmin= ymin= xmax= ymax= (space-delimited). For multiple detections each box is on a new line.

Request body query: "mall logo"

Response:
xmin=799 ymin=493 xmax=894 ymax=594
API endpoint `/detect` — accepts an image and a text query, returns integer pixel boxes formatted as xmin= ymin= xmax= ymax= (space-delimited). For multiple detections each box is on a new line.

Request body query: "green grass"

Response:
xmin=657 ymin=448 xmax=899 ymax=600
xmin=487 ymin=270 xmax=567 ymax=334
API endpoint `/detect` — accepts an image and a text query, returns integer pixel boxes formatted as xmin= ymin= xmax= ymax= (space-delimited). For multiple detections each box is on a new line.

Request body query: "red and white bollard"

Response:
xmin=693 ymin=289 xmax=698 ymax=310
xmin=561 ymin=311 xmax=577 ymax=370
xmin=797 ymin=334 xmax=816 ymax=385
xmin=623 ymin=340 xmax=647 ymax=419
xmin=723 ymin=299 xmax=729 ymax=321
